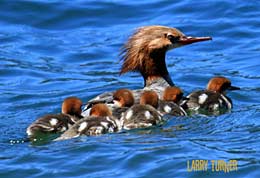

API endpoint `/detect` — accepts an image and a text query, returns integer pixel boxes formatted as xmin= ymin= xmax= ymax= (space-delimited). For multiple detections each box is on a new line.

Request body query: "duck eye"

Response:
xmin=113 ymin=96 xmax=120 ymax=101
xmin=167 ymin=35 xmax=180 ymax=43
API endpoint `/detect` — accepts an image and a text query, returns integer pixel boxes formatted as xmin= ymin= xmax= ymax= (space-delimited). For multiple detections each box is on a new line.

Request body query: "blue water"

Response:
xmin=0 ymin=0 xmax=259 ymax=177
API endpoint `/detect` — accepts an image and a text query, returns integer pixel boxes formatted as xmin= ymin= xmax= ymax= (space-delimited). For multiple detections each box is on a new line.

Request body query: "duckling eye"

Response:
xmin=167 ymin=35 xmax=180 ymax=43
xmin=114 ymin=97 xmax=119 ymax=101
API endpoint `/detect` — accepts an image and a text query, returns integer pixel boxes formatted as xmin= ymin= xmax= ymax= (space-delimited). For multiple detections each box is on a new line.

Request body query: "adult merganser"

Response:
xmin=181 ymin=76 xmax=240 ymax=115
xmin=122 ymin=90 xmax=163 ymax=130
xmin=83 ymin=25 xmax=211 ymax=115
xmin=159 ymin=86 xmax=187 ymax=116
xmin=55 ymin=103 xmax=120 ymax=140
xmin=26 ymin=97 xmax=83 ymax=137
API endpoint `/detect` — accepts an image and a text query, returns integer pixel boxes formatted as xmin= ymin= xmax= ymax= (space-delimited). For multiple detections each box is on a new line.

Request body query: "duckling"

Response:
xmin=26 ymin=97 xmax=83 ymax=137
xmin=122 ymin=90 xmax=163 ymax=130
xmin=181 ymin=76 xmax=240 ymax=115
xmin=55 ymin=103 xmax=120 ymax=140
xmin=159 ymin=86 xmax=187 ymax=116
xmin=111 ymin=88 xmax=135 ymax=120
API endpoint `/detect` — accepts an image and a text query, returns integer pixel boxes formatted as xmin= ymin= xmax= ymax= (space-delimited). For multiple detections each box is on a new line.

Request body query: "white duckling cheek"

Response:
xmin=113 ymin=100 xmax=122 ymax=107
xmin=82 ymin=108 xmax=91 ymax=117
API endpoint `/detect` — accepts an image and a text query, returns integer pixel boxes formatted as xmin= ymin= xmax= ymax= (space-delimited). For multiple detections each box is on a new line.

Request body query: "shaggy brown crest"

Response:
xmin=62 ymin=97 xmax=83 ymax=118
xmin=119 ymin=25 xmax=212 ymax=86
xmin=207 ymin=76 xmax=240 ymax=93
xmin=140 ymin=90 xmax=159 ymax=108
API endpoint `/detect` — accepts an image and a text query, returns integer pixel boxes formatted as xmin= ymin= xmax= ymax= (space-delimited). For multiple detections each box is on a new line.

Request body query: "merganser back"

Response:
xmin=83 ymin=25 xmax=212 ymax=116
xmin=56 ymin=103 xmax=120 ymax=140
xmin=26 ymin=97 xmax=83 ymax=137
xmin=181 ymin=76 xmax=240 ymax=115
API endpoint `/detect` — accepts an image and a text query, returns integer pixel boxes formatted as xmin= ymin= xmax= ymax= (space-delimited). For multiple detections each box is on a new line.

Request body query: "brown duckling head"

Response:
xmin=113 ymin=88 xmax=135 ymax=107
xmin=89 ymin=103 xmax=112 ymax=117
xmin=163 ymin=86 xmax=184 ymax=103
xmin=207 ymin=76 xmax=240 ymax=94
xmin=140 ymin=90 xmax=159 ymax=108
xmin=62 ymin=97 xmax=83 ymax=118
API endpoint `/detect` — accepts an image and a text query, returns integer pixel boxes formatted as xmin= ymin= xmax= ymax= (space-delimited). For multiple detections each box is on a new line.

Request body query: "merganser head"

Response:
xmin=207 ymin=76 xmax=240 ymax=94
xmin=113 ymin=89 xmax=135 ymax=107
xmin=89 ymin=103 xmax=112 ymax=117
xmin=163 ymin=86 xmax=184 ymax=103
xmin=62 ymin=97 xmax=83 ymax=118
xmin=120 ymin=25 xmax=212 ymax=86
xmin=140 ymin=90 xmax=159 ymax=108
